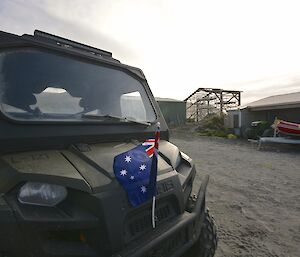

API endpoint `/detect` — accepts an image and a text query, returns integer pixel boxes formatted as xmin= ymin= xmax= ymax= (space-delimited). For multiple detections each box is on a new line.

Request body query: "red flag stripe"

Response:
xmin=146 ymin=147 xmax=155 ymax=157
xmin=154 ymin=131 xmax=160 ymax=149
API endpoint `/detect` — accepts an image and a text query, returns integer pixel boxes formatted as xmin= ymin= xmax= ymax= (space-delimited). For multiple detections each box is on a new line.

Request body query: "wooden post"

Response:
xmin=220 ymin=90 xmax=223 ymax=115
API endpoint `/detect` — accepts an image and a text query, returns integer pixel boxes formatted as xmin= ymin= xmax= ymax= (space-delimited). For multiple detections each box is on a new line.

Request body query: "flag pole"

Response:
xmin=152 ymin=195 xmax=156 ymax=229
xmin=152 ymin=122 xmax=160 ymax=229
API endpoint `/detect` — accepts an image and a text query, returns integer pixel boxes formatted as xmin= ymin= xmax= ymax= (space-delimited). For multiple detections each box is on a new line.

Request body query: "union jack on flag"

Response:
xmin=142 ymin=139 xmax=156 ymax=157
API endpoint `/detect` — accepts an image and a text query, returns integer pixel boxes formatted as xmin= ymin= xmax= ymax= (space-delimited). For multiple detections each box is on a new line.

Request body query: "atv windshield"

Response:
xmin=0 ymin=49 xmax=156 ymax=123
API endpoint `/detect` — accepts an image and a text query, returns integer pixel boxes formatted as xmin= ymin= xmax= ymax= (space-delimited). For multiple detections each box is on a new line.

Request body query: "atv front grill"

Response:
xmin=124 ymin=200 xmax=178 ymax=243
xmin=129 ymin=205 xmax=170 ymax=236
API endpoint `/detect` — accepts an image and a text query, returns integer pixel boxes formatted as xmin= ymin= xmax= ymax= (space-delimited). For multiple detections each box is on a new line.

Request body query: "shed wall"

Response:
xmin=240 ymin=107 xmax=300 ymax=136
xmin=157 ymin=101 xmax=186 ymax=125
xmin=241 ymin=107 xmax=300 ymax=127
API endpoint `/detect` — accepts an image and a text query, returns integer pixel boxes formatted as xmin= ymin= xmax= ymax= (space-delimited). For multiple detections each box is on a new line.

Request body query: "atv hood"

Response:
xmin=0 ymin=140 xmax=181 ymax=194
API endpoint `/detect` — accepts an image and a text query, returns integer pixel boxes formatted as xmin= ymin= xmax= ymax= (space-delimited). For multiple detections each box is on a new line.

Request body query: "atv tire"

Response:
xmin=183 ymin=210 xmax=218 ymax=257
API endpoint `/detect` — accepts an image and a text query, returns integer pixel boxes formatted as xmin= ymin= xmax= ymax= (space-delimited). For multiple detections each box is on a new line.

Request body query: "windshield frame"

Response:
xmin=0 ymin=46 xmax=158 ymax=125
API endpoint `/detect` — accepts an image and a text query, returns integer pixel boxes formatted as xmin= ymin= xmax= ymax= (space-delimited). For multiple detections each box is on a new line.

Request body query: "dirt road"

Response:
xmin=170 ymin=128 xmax=300 ymax=257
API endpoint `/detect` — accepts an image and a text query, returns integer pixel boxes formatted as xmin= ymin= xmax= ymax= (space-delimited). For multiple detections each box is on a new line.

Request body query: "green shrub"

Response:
xmin=197 ymin=114 xmax=228 ymax=138
xmin=227 ymin=133 xmax=237 ymax=139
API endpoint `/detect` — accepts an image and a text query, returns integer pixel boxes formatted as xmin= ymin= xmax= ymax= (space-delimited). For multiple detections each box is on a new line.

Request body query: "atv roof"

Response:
xmin=32 ymin=30 xmax=115 ymax=59
xmin=0 ymin=29 xmax=146 ymax=80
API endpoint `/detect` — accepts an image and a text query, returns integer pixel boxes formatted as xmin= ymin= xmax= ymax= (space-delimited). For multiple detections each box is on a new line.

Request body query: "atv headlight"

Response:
xmin=18 ymin=182 xmax=67 ymax=207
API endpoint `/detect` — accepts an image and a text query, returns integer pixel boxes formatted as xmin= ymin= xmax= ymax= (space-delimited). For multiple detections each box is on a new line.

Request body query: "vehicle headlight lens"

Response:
xmin=18 ymin=182 xmax=67 ymax=206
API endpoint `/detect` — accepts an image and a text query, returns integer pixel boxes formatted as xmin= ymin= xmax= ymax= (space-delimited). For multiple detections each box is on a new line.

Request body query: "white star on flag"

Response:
xmin=120 ymin=169 xmax=127 ymax=176
xmin=124 ymin=155 xmax=132 ymax=163
xmin=139 ymin=164 xmax=146 ymax=171
xmin=130 ymin=176 xmax=135 ymax=180
xmin=141 ymin=185 xmax=147 ymax=193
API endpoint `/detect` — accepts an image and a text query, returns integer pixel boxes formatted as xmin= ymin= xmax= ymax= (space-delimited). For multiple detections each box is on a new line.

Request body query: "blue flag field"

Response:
xmin=113 ymin=140 xmax=158 ymax=207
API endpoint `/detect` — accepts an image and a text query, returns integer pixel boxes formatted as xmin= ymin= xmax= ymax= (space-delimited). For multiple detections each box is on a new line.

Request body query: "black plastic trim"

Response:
xmin=114 ymin=175 xmax=209 ymax=257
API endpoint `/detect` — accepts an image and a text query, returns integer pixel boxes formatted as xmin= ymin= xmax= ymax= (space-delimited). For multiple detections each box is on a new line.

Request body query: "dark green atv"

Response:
xmin=0 ymin=30 xmax=217 ymax=257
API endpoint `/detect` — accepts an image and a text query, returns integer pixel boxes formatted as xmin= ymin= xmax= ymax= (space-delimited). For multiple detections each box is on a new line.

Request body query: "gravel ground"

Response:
xmin=170 ymin=127 xmax=300 ymax=257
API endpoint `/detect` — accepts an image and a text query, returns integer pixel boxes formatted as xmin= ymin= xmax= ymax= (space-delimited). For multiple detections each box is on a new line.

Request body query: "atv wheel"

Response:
xmin=184 ymin=210 xmax=218 ymax=257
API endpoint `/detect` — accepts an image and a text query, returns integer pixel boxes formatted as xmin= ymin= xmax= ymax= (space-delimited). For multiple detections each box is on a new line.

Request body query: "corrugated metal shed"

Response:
xmin=226 ymin=92 xmax=300 ymax=138
xmin=155 ymin=97 xmax=186 ymax=125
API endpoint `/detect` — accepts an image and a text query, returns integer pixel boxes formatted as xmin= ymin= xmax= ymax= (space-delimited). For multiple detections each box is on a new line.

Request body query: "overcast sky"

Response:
xmin=1 ymin=0 xmax=300 ymax=104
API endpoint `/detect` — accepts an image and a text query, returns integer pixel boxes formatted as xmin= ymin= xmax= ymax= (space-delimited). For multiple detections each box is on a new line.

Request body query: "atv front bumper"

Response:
xmin=0 ymin=175 xmax=209 ymax=257
xmin=114 ymin=175 xmax=209 ymax=257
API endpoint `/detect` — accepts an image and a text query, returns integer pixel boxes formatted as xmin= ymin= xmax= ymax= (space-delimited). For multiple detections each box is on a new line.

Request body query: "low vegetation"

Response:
xmin=197 ymin=113 xmax=230 ymax=138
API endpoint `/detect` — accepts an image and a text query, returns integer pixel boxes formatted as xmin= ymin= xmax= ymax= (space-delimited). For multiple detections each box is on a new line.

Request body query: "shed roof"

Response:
xmin=246 ymin=91 xmax=300 ymax=111
xmin=155 ymin=97 xmax=184 ymax=103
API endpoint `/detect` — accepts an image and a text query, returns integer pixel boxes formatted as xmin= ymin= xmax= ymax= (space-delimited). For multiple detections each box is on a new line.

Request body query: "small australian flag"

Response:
xmin=113 ymin=139 xmax=158 ymax=207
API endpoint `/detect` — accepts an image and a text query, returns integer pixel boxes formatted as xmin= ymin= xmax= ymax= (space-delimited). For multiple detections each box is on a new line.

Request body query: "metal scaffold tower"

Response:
xmin=184 ymin=88 xmax=241 ymax=122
